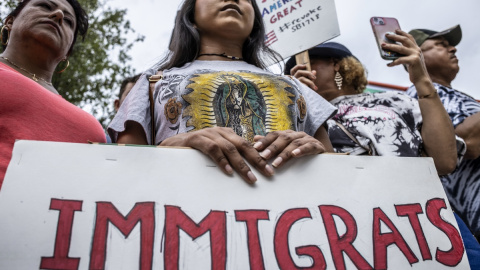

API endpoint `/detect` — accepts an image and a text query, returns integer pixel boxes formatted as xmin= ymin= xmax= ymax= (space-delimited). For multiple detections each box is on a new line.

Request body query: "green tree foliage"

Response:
xmin=0 ymin=0 xmax=144 ymax=127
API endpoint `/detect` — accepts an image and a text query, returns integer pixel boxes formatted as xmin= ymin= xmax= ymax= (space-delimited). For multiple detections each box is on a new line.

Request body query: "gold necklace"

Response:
xmin=0 ymin=56 xmax=53 ymax=86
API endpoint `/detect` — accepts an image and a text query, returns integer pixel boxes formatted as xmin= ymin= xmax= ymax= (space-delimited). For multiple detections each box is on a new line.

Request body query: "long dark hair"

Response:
xmin=159 ymin=0 xmax=281 ymax=70
xmin=1 ymin=0 xmax=88 ymax=55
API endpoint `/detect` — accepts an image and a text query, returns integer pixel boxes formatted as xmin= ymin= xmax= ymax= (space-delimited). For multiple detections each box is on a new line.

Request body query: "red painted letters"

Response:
xmin=274 ymin=208 xmax=326 ymax=269
xmin=39 ymin=198 xmax=465 ymax=269
xmin=319 ymin=205 xmax=372 ymax=270
xmin=40 ymin=198 xmax=83 ymax=270
xmin=164 ymin=206 xmax=227 ymax=270
xmin=426 ymin=198 xmax=464 ymax=266
xmin=373 ymin=208 xmax=418 ymax=269
xmin=89 ymin=202 xmax=155 ymax=270
xmin=395 ymin=204 xmax=432 ymax=260
xmin=235 ymin=210 xmax=270 ymax=270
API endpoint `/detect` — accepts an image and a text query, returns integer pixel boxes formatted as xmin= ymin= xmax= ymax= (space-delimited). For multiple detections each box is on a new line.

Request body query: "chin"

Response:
xmin=33 ymin=34 xmax=65 ymax=54
xmin=454 ymin=64 xmax=460 ymax=74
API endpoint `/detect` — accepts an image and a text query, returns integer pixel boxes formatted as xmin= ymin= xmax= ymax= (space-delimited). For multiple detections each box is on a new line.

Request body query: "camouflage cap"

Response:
xmin=409 ymin=24 xmax=462 ymax=47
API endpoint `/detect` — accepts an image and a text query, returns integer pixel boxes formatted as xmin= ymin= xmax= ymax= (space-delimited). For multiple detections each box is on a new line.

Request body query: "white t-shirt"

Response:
xmin=109 ymin=60 xmax=336 ymax=145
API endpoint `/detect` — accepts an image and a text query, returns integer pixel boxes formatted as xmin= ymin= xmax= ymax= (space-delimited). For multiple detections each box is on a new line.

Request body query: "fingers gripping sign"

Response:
xmin=160 ymin=127 xmax=274 ymax=184
xmin=253 ymin=131 xmax=326 ymax=168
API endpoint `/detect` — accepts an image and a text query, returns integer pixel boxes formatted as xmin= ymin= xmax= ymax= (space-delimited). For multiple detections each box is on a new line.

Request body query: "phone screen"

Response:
xmin=370 ymin=17 xmax=402 ymax=60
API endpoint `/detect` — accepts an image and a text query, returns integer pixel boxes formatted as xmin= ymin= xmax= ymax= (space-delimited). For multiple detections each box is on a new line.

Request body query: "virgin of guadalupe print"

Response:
xmin=108 ymin=60 xmax=336 ymax=146
xmin=157 ymin=70 xmax=305 ymax=143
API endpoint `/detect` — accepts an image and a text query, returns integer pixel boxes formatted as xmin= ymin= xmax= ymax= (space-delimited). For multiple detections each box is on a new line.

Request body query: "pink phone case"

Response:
xmin=370 ymin=17 xmax=402 ymax=60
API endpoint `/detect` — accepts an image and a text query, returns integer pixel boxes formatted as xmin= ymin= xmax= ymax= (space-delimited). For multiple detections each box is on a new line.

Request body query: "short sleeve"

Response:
xmin=407 ymin=84 xmax=480 ymax=128
xmin=107 ymin=69 xmax=157 ymax=144
xmin=290 ymin=77 xmax=337 ymax=136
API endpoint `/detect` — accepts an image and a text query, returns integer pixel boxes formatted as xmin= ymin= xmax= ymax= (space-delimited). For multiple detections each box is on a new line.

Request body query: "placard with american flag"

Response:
xmin=265 ymin=30 xmax=279 ymax=46
xmin=257 ymin=0 xmax=340 ymax=61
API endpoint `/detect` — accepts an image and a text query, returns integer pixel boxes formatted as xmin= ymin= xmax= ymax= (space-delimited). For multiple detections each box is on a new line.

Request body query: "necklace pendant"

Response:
xmin=32 ymin=74 xmax=38 ymax=82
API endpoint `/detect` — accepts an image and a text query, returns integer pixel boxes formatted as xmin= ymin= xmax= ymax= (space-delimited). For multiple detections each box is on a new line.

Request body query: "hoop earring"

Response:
xmin=334 ymin=71 xmax=343 ymax=90
xmin=1 ymin=25 xmax=10 ymax=46
xmin=57 ymin=58 xmax=69 ymax=73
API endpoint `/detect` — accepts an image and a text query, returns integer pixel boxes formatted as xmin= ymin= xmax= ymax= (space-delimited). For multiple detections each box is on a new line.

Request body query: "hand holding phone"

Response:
xmin=370 ymin=17 xmax=402 ymax=60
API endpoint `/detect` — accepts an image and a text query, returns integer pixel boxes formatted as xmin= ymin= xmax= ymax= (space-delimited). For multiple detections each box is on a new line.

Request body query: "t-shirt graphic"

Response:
xmin=108 ymin=60 xmax=336 ymax=146
xmin=157 ymin=71 xmax=303 ymax=143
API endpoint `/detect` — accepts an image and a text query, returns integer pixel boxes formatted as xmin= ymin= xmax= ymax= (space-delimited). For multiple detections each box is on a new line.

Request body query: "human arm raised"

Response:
xmin=384 ymin=30 xmax=457 ymax=175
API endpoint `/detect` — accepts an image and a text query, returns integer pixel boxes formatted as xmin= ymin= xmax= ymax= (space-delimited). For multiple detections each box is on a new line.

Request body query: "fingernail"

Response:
xmin=381 ymin=43 xmax=386 ymax=47
xmin=225 ymin=164 xmax=233 ymax=174
xmin=260 ymin=149 xmax=271 ymax=159
xmin=265 ymin=164 xmax=275 ymax=176
xmin=247 ymin=171 xmax=257 ymax=183
xmin=315 ymin=86 xmax=318 ymax=90
xmin=292 ymin=149 xmax=301 ymax=156
xmin=253 ymin=141 xmax=262 ymax=149
xmin=272 ymin=157 xmax=283 ymax=168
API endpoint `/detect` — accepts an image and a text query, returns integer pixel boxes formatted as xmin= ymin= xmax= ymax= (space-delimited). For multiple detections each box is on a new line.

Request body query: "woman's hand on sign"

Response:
xmin=290 ymin=64 xmax=318 ymax=91
xmin=160 ymin=127 xmax=275 ymax=184
xmin=253 ymin=130 xmax=327 ymax=168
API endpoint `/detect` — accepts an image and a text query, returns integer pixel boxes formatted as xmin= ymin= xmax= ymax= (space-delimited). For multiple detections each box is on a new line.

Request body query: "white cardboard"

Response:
xmin=0 ymin=141 xmax=469 ymax=269
xmin=258 ymin=0 xmax=340 ymax=60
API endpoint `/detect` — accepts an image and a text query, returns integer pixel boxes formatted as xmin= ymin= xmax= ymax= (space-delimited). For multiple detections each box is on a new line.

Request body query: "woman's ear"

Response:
xmin=334 ymin=61 xmax=340 ymax=72
xmin=5 ymin=16 xmax=14 ymax=28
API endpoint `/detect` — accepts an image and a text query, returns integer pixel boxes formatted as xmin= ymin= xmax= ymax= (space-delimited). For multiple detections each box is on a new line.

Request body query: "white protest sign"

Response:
xmin=258 ymin=0 xmax=340 ymax=60
xmin=0 ymin=141 xmax=469 ymax=269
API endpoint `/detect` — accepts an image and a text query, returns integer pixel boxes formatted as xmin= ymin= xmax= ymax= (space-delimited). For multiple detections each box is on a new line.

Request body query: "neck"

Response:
xmin=1 ymin=42 xmax=62 ymax=84
xmin=0 ymin=50 xmax=60 ymax=94
xmin=319 ymin=84 xmax=359 ymax=102
xmin=197 ymin=36 xmax=244 ymax=61
xmin=429 ymin=74 xmax=453 ymax=88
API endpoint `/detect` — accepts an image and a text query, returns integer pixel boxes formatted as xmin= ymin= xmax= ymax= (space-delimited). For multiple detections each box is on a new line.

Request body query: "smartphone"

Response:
xmin=370 ymin=17 xmax=402 ymax=60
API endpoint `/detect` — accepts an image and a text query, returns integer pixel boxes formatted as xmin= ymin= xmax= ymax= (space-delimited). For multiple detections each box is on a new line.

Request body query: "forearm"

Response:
xmin=455 ymin=112 xmax=480 ymax=159
xmin=416 ymin=80 xmax=457 ymax=174
xmin=314 ymin=125 xmax=334 ymax=152
xmin=117 ymin=121 xmax=149 ymax=145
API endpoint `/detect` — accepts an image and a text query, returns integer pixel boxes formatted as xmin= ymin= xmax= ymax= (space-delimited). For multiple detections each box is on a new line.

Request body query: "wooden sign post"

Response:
xmin=295 ymin=50 xmax=312 ymax=71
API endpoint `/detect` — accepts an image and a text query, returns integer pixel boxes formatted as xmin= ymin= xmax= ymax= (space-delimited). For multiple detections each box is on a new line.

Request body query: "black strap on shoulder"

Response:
xmin=334 ymin=120 xmax=373 ymax=155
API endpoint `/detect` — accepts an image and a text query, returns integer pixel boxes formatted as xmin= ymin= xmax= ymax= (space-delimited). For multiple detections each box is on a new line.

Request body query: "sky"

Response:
xmin=110 ymin=0 xmax=480 ymax=98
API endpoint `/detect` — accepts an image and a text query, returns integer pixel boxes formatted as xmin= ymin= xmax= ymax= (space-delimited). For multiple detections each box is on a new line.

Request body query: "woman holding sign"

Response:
xmin=285 ymin=38 xmax=458 ymax=175
xmin=108 ymin=0 xmax=337 ymax=184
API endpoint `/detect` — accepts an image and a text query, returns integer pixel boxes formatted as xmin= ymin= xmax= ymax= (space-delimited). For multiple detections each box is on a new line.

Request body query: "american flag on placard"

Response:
xmin=264 ymin=30 xmax=278 ymax=47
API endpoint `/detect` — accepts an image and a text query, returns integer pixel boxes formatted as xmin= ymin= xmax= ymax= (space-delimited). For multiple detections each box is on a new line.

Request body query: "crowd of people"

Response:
xmin=1 ymin=0 xmax=479 ymax=266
